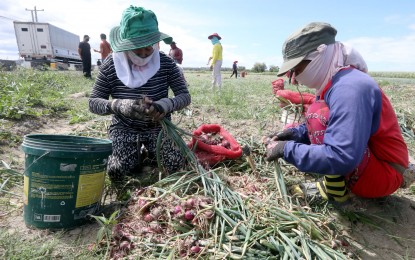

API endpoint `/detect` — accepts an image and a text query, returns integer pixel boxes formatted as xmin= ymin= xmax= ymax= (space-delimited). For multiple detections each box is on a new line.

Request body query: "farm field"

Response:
xmin=0 ymin=68 xmax=415 ymax=259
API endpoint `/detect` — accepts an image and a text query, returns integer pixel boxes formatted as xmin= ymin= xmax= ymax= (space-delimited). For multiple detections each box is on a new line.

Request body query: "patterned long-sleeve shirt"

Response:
xmin=89 ymin=52 xmax=191 ymax=132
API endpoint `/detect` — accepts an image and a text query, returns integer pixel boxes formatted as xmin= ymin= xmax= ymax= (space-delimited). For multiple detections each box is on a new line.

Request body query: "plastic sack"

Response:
xmin=188 ymin=124 xmax=242 ymax=167
xmin=275 ymin=89 xmax=316 ymax=105
xmin=272 ymin=78 xmax=285 ymax=94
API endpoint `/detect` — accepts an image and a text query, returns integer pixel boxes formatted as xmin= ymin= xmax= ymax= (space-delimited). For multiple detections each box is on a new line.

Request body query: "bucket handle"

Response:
xmin=23 ymin=150 xmax=51 ymax=175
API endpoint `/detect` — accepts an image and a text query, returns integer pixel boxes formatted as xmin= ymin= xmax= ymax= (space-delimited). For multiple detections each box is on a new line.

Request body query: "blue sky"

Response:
xmin=1 ymin=0 xmax=414 ymax=71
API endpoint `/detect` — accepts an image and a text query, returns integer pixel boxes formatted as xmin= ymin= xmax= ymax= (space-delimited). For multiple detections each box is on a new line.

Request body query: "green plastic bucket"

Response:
xmin=21 ymin=134 xmax=112 ymax=229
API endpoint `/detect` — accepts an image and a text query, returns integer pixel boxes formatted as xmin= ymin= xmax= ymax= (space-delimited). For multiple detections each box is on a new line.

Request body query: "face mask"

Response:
xmin=294 ymin=59 xmax=324 ymax=90
xmin=127 ymin=43 xmax=159 ymax=67
xmin=294 ymin=44 xmax=336 ymax=94
xmin=211 ymin=37 xmax=219 ymax=45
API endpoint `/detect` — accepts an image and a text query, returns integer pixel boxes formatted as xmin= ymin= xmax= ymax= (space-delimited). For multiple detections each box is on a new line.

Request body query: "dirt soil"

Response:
xmin=1 ymin=104 xmax=415 ymax=259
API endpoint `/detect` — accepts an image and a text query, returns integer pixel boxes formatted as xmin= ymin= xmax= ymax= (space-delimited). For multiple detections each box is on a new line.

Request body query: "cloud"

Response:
xmin=344 ymin=32 xmax=415 ymax=71
xmin=1 ymin=0 xmax=414 ymax=71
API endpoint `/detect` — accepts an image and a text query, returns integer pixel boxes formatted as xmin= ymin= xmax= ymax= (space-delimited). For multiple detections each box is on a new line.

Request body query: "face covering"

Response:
xmin=113 ymin=43 xmax=160 ymax=88
xmin=295 ymin=42 xmax=368 ymax=95
xmin=210 ymin=37 xmax=220 ymax=45
xmin=294 ymin=58 xmax=327 ymax=91
xmin=126 ymin=44 xmax=157 ymax=67
xmin=295 ymin=44 xmax=334 ymax=95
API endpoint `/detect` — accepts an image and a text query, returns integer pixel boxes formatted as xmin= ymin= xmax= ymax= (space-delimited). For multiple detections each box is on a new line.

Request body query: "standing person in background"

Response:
xmin=94 ymin=33 xmax=112 ymax=63
xmin=78 ymin=35 xmax=92 ymax=78
xmin=207 ymin=33 xmax=223 ymax=89
xmin=263 ymin=22 xmax=413 ymax=205
xmin=169 ymin=41 xmax=186 ymax=82
xmin=169 ymin=41 xmax=183 ymax=65
xmin=230 ymin=60 xmax=238 ymax=78
xmin=88 ymin=6 xmax=191 ymax=188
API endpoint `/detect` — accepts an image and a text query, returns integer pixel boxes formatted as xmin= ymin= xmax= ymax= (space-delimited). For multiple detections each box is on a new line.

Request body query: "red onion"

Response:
xmin=199 ymin=134 xmax=209 ymax=142
xmin=184 ymin=210 xmax=195 ymax=220
xmin=190 ymin=245 xmax=201 ymax=253
xmin=201 ymin=197 xmax=213 ymax=204
xmin=203 ymin=210 xmax=214 ymax=219
xmin=179 ymin=250 xmax=188 ymax=257
xmin=137 ymin=199 xmax=147 ymax=208
xmin=87 ymin=243 xmax=95 ymax=251
xmin=141 ymin=227 xmax=151 ymax=234
xmin=174 ymin=205 xmax=183 ymax=215
xmin=185 ymin=198 xmax=196 ymax=209
xmin=199 ymin=200 xmax=212 ymax=208
xmin=143 ymin=213 xmax=154 ymax=222
xmin=221 ymin=140 xmax=230 ymax=148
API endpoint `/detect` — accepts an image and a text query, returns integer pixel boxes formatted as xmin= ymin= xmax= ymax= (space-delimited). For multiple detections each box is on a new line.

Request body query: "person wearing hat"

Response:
xmin=169 ymin=41 xmax=183 ymax=65
xmin=230 ymin=61 xmax=238 ymax=78
xmin=78 ymin=35 xmax=92 ymax=78
xmin=263 ymin=22 xmax=413 ymax=204
xmin=207 ymin=33 xmax=223 ymax=89
xmin=88 ymin=6 xmax=191 ymax=187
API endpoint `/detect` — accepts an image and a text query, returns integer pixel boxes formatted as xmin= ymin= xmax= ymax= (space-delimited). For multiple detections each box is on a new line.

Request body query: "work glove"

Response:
xmin=265 ymin=140 xmax=287 ymax=162
xmin=145 ymin=98 xmax=173 ymax=121
xmin=110 ymin=98 xmax=148 ymax=119
xmin=270 ymin=129 xmax=295 ymax=141
xmin=262 ymin=129 xmax=295 ymax=146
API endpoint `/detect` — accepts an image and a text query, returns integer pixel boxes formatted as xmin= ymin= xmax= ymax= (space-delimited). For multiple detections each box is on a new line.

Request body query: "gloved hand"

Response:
xmin=265 ymin=140 xmax=287 ymax=162
xmin=270 ymin=129 xmax=295 ymax=141
xmin=145 ymin=98 xmax=173 ymax=121
xmin=262 ymin=129 xmax=294 ymax=146
xmin=110 ymin=98 xmax=148 ymax=119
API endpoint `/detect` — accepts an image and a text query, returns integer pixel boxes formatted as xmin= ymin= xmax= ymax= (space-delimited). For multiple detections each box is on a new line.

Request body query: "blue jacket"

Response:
xmin=283 ymin=68 xmax=407 ymax=175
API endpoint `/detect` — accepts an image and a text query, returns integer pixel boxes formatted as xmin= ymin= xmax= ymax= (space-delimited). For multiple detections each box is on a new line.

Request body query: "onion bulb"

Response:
xmin=184 ymin=210 xmax=195 ymax=220
xmin=143 ymin=213 xmax=154 ymax=222
xmin=190 ymin=245 xmax=201 ymax=253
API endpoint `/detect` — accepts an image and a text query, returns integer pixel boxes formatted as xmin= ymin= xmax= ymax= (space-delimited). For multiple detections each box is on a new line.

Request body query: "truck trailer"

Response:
xmin=13 ymin=21 xmax=82 ymax=67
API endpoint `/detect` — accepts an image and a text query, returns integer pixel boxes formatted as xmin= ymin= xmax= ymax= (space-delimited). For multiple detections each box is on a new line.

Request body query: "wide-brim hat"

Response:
xmin=110 ymin=6 xmax=172 ymax=52
xmin=208 ymin=33 xmax=222 ymax=40
xmin=277 ymin=22 xmax=337 ymax=76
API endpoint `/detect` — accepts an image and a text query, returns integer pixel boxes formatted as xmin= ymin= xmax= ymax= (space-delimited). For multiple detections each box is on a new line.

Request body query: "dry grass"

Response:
xmin=0 ymin=69 xmax=414 ymax=259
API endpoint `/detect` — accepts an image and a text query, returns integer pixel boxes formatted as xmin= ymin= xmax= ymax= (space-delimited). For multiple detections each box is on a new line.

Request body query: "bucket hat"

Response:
xmin=277 ymin=22 xmax=337 ymax=76
xmin=208 ymin=33 xmax=222 ymax=40
xmin=110 ymin=6 xmax=172 ymax=52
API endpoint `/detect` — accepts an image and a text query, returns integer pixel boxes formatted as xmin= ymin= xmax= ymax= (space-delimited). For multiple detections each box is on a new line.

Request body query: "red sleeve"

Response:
xmin=369 ymin=91 xmax=408 ymax=167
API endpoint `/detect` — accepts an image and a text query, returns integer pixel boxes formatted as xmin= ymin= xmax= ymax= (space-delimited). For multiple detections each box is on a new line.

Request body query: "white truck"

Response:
xmin=13 ymin=21 xmax=82 ymax=68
